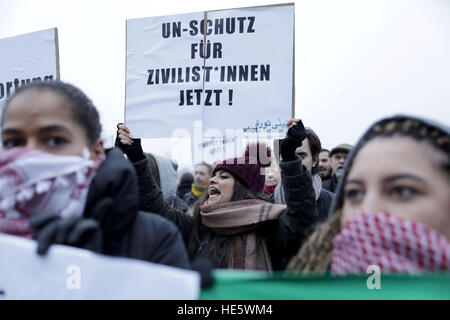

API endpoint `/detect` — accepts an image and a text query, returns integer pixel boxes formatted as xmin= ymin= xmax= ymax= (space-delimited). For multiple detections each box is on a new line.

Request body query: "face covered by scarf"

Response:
xmin=331 ymin=212 xmax=450 ymax=275
xmin=0 ymin=147 xmax=102 ymax=239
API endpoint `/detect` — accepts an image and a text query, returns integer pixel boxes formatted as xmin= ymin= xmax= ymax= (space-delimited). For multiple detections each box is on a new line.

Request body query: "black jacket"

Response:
xmin=166 ymin=194 xmax=190 ymax=212
xmin=83 ymin=148 xmax=191 ymax=270
xmin=269 ymin=174 xmax=335 ymax=223
xmin=316 ymin=188 xmax=334 ymax=222
xmin=322 ymin=175 xmax=339 ymax=193
xmin=182 ymin=190 xmax=199 ymax=207
xmin=269 ymin=186 xmax=334 ymax=223
xmin=133 ymin=155 xmax=317 ymax=270
xmin=177 ymin=181 xmax=193 ymax=199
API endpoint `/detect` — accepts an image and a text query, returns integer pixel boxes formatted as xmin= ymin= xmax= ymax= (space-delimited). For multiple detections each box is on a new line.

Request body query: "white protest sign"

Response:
xmin=125 ymin=4 xmax=294 ymax=143
xmin=0 ymin=28 xmax=59 ymax=114
xmin=0 ymin=233 xmax=200 ymax=300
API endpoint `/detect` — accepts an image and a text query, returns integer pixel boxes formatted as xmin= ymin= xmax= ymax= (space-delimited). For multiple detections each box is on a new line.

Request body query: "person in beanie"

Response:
xmin=118 ymin=119 xmax=317 ymax=270
xmin=322 ymin=143 xmax=353 ymax=193
xmin=287 ymin=115 xmax=450 ymax=274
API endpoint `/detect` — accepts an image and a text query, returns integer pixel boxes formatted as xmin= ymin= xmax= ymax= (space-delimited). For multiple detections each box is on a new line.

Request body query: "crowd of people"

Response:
xmin=0 ymin=80 xmax=449 ymax=290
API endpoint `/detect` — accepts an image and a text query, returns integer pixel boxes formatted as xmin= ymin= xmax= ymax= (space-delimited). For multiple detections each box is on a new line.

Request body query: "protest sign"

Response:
xmin=199 ymin=135 xmax=239 ymax=164
xmin=0 ymin=233 xmax=200 ymax=300
xmin=125 ymin=4 xmax=294 ymax=144
xmin=0 ymin=28 xmax=59 ymax=115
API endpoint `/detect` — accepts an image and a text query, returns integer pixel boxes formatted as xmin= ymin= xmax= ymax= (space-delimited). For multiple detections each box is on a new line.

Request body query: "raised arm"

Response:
xmin=115 ymin=123 xmax=194 ymax=245
xmin=274 ymin=120 xmax=317 ymax=266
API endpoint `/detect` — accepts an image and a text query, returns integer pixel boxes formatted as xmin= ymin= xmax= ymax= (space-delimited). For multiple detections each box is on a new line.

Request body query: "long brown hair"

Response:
xmin=187 ymin=177 xmax=267 ymax=261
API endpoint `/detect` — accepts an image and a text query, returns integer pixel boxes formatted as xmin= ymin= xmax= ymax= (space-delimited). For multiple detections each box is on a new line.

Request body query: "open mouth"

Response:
xmin=208 ymin=186 xmax=221 ymax=199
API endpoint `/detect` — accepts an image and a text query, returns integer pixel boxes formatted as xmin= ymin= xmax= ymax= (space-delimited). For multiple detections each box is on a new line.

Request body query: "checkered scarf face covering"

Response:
xmin=331 ymin=212 xmax=450 ymax=275
xmin=0 ymin=147 xmax=102 ymax=239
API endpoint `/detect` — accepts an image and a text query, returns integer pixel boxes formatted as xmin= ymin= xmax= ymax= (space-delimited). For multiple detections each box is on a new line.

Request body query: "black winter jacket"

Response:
xmin=166 ymin=195 xmax=190 ymax=212
xmin=322 ymin=175 xmax=339 ymax=193
xmin=133 ymin=155 xmax=317 ymax=270
xmin=316 ymin=189 xmax=334 ymax=222
xmin=268 ymin=183 xmax=335 ymax=222
xmin=83 ymin=148 xmax=191 ymax=269
xmin=177 ymin=181 xmax=193 ymax=199
xmin=182 ymin=191 xmax=199 ymax=207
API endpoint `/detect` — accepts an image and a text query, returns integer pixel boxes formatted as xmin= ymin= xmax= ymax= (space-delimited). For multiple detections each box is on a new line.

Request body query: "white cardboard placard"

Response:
xmin=0 ymin=233 xmax=200 ymax=300
xmin=125 ymin=5 xmax=294 ymax=144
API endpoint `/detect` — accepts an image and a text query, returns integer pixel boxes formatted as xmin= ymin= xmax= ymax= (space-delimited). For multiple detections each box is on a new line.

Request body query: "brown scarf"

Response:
xmin=200 ymin=199 xmax=286 ymax=271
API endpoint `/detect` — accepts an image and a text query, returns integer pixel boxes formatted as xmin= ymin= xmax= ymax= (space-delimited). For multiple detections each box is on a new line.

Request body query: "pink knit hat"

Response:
xmin=213 ymin=143 xmax=272 ymax=193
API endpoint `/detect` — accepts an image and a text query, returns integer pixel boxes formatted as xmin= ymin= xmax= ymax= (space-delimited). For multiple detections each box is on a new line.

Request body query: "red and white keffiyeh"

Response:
xmin=331 ymin=212 xmax=450 ymax=275
xmin=0 ymin=147 xmax=102 ymax=239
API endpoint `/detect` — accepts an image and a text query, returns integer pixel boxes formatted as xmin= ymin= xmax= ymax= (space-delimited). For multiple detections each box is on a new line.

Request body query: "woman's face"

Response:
xmin=341 ymin=136 xmax=450 ymax=239
xmin=1 ymin=89 xmax=103 ymax=160
xmin=206 ymin=170 xmax=235 ymax=205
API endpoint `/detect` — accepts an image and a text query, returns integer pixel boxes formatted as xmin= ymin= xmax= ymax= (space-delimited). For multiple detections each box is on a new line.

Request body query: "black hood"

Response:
xmin=328 ymin=114 xmax=450 ymax=216
xmin=83 ymin=148 xmax=139 ymax=246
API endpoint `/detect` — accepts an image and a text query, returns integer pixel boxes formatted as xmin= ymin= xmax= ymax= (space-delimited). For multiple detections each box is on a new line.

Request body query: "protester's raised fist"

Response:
xmin=280 ymin=119 xmax=307 ymax=162
xmin=285 ymin=119 xmax=307 ymax=142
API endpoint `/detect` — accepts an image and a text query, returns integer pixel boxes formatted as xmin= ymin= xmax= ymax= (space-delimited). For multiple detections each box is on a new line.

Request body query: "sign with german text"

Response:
xmin=0 ymin=28 xmax=59 ymax=114
xmin=125 ymin=4 xmax=294 ymax=143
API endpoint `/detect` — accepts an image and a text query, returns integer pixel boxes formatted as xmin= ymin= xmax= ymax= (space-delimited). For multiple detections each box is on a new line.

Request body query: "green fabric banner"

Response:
xmin=201 ymin=270 xmax=450 ymax=300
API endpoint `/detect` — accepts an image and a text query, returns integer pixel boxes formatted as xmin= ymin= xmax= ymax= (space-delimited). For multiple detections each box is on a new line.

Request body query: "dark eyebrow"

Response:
xmin=1 ymin=128 xmax=22 ymax=135
xmin=2 ymin=125 xmax=72 ymax=136
xmin=383 ymin=174 xmax=426 ymax=183
xmin=37 ymin=125 xmax=72 ymax=135
xmin=346 ymin=174 xmax=426 ymax=186
xmin=346 ymin=179 xmax=364 ymax=186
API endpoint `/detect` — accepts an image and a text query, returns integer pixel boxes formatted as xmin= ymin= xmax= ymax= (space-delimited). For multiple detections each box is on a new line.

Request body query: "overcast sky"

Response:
xmin=1 ymin=0 xmax=449 ymax=169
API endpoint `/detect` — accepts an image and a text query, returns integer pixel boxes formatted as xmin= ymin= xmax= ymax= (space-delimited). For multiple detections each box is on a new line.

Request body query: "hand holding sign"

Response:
xmin=116 ymin=123 xmax=133 ymax=145
xmin=115 ymin=123 xmax=146 ymax=162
